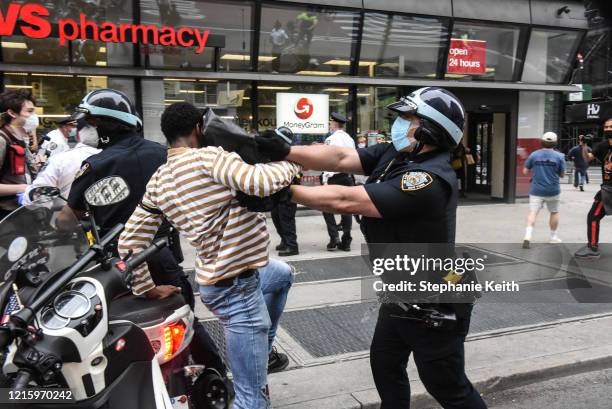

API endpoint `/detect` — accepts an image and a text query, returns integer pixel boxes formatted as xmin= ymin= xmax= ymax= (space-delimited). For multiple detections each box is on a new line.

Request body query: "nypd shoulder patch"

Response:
xmin=74 ymin=163 xmax=91 ymax=180
xmin=401 ymin=172 xmax=433 ymax=191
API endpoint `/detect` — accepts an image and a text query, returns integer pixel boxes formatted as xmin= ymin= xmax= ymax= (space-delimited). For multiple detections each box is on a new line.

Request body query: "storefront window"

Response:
xmin=522 ymin=29 xmax=581 ymax=84
xmin=140 ymin=0 xmax=253 ymax=71
xmin=1 ymin=36 xmax=69 ymax=65
xmin=258 ymin=4 xmax=360 ymax=75
xmin=446 ymin=22 xmax=522 ymax=81
xmin=3 ymin=73 xmax=134 ymax=136
xmin=141 ymin=79 xmax=252 ymax=144
xmin=359 ymin=13 xmax=448 ymax=78
xmin=256 ymin=83 xmax=349 ymax=144
xmin=0 ymin=0 xmax=134 ymax=67
xmin=356 ymin=86 xmax=398 ymax=143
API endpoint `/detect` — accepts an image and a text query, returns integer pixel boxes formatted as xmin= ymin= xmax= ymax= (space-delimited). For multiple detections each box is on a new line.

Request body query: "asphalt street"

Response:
xmin=484 ymin=369 xmax=612 ymax=409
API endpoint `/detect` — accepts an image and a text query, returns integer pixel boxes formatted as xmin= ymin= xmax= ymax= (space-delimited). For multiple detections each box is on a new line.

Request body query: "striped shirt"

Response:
xmin=118 ymin=146 xmax=301 ymax=295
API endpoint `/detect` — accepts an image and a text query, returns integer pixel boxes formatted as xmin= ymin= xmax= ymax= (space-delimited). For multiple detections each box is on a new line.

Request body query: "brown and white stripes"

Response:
xmin=118 ymin=146 xmax=301 ymax=295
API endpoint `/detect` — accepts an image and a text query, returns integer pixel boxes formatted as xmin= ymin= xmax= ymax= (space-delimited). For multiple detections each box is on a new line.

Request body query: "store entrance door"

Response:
xmin=467 ymin=113 xmax=493 ymax=194
xmin=465 ymin=112 xmax=508 ymax=200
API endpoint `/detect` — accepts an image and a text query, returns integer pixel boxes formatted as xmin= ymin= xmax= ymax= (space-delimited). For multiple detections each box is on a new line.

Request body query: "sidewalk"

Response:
xmin=183 ymin=183 xmax=612 ymax=408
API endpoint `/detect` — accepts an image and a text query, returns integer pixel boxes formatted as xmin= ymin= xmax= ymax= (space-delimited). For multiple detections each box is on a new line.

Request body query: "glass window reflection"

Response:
xmin=522 ymin=29 xmax=581 ymax=84
xmin=359 ymin=13 xmax=448 ymax=78
xmin=446 ymin=22 xmax=522 ymax=81
xmin=258 ymin=5 xmax=360 ymax=75
xmin=141 ymin=79 xmax=252 ymax=144
xmin=3 ymin=73 xmax=134 ymax=136
xmin=140 ymin=0 xmax=253 ymax=70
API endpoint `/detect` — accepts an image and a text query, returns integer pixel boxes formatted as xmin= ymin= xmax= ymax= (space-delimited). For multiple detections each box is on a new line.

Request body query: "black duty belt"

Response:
xmin=214 ymin=269 xmax=257 ymax=287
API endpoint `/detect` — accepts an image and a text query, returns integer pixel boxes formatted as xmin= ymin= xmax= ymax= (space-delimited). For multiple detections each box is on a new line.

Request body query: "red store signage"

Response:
xmin=0 ymin=2 xmax=209 ymax=54
xmin=447 ymin=38 xmax=486 ymax=75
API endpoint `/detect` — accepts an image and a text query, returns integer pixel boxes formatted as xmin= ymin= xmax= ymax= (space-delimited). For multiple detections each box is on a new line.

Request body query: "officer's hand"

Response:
xmin=144 ymin=285 xmax=181 ymax=300
xmin=255 ymin=130 xmax=290 ymax=161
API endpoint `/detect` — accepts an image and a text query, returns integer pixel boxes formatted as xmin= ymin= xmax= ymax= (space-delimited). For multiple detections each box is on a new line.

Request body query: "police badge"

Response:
xmin=401 ymin=172 xmax=433 ymax=191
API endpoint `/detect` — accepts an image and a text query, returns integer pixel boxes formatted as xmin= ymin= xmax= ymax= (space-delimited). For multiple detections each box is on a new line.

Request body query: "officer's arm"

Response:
xmin=201 ymin=147 xmax=302 ymax=197
xmin=290 ymin=185 xmax=381 ymax=218
xmin=287 ymin=145 xmax=364 ymax=175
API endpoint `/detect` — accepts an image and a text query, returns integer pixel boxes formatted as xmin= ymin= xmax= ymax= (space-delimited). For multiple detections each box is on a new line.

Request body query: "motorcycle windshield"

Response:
xmin=0 ymin=198 xmax=89 ymax=304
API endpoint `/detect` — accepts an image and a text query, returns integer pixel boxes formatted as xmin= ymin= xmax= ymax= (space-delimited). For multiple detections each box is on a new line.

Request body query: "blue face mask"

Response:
xmin=69 ymin=127 xmax=77 ymax=138
xmin=391 ymin=116 xmax=411 ymax=151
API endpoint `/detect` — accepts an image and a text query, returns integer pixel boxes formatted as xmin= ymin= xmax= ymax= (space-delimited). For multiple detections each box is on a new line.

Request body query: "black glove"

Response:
xmin=235 ymin=191 xmax=275 ymax=212
xmin=255 ymin=130 xmax=291 ymax=162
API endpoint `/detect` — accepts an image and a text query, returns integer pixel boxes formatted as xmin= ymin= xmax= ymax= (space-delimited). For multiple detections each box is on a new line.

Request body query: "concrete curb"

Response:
xmin=272 ymin=317 xmax=612 ymax=409
xmin=276 ymin=347 xmax=612 ymax=409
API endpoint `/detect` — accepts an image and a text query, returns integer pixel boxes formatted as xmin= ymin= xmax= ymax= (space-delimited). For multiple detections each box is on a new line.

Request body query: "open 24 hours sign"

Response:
xmin=447 ymin=38 xmax=487 ymax=75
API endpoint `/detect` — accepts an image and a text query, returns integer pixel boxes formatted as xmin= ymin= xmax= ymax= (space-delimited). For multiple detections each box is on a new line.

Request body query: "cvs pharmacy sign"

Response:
xmin=277 ymin=93 xmax=329 ymax=135
xmin=0 ymin=2 xmax=209 ymax=54
xmin=447 ymin=38 xmax=486 ymax=75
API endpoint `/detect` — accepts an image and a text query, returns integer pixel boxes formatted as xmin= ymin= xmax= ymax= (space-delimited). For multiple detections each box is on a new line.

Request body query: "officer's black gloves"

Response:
xmin=234 ymin=188 xmax=291 ymax=213
xmin=254 ymin=128 xmax=292 ymax=162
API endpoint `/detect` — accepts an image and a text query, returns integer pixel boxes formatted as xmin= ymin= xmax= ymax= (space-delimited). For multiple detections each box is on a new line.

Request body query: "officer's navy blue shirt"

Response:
xmin=357 ymin=143 xmax=453 ymax=244
xmin=67 ymin=132 xmax=167 ymax=233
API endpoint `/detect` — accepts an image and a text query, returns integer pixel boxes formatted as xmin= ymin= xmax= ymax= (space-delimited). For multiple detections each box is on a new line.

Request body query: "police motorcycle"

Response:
xmin=0 ymin=177 xmax=230 ymax=409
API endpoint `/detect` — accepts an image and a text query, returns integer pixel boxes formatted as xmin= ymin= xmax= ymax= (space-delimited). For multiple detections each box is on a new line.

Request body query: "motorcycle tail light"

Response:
xmin=163 ymin=321 xmax=186 ymax=361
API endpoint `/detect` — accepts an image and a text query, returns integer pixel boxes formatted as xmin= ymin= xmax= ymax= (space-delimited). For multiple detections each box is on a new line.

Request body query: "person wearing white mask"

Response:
xmin=23 ymin=119 xmax=100 ymax=205
xmin=0 ymin=89 xmax=39 ymax=219
xmin=39 ymin=116 xmax=74 ymax=161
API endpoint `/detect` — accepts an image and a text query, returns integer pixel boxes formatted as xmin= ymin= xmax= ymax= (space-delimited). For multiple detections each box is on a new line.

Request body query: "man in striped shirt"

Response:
xmin=118 ymin=102 xmax=301 ymax=409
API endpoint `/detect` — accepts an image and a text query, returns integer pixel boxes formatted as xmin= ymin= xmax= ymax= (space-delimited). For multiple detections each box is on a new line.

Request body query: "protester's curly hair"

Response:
xmin=161 ymin=102 xmax=203 ymax=144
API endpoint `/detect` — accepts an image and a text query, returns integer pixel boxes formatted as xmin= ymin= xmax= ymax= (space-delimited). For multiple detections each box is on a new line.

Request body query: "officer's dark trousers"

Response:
xmin=271 ymin=200 xmax=298 ymax=249
xmin=147 ymin=247 xmax=227 ymax=375
xmin=370 ymin=304 xmax=487 ymax=409
xmin=587 ymin=190 xmax=607 ymax=250
xmin=323 ymin=173 xmax=353 ymax=243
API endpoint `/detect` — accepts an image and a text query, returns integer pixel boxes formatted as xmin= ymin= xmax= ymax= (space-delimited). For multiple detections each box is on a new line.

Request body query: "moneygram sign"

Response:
xmin=277 ymin=93 xmax=329 ymax=134
xmin=447 ymin=38 xmax=486 ymax=75
xmin=0 ymin=2 xmax=209 ymax=54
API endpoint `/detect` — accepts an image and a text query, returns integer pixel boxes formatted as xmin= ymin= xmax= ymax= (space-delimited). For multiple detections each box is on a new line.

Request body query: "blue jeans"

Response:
xmin=199 ymin=258 xmax=294 ymax=409
xmin=574 ymin=167 xmax=587 ymax=187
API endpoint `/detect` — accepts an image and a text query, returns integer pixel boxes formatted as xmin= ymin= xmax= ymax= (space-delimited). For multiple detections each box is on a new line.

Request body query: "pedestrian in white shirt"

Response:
xmin=322 ymin=112 xmax=355 ymax=251
xmin=24 ymin=121 xmax=100 ymax=204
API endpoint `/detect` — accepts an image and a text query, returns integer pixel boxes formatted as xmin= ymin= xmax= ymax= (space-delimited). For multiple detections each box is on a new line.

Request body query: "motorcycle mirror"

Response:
xmin=84 ymin=176 xmax=130 ymax=207
xmin=28 ymin=186 xmax=61 ymax=203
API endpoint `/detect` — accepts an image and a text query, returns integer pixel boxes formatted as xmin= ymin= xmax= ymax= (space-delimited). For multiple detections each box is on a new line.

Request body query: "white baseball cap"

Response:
xmin=541 ymin=131 xmax=558 ymax=143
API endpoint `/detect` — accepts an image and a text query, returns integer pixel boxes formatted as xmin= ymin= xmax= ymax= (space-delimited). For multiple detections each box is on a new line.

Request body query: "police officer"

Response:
xmin=23 ymin=118 xmax=100 ymax=205
xmin=255 ymin=87 xmax=487 ymax=408
xmin=322 ymin=112 xmax=355 ymax=251
xmin=57 ymin=89 xmax=227 ymax=376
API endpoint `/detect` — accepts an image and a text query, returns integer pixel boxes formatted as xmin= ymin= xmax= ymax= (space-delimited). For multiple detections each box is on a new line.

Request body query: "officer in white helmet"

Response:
xmin=255 ymin=87 xmax=487 ymax=408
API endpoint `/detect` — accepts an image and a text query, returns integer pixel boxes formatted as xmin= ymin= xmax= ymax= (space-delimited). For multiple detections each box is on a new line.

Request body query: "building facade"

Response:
xmin=0 ymin=0 xmax=589 ymax=200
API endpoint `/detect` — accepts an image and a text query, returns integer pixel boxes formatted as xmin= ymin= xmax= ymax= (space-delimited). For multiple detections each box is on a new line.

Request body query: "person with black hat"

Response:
xmin=322 ymin=112 xmax=355 ymax=251
xmin=39 ymin=116 xmax=75 ymax=160
xmin=255 ymin=87 xmax=487 ymax=408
